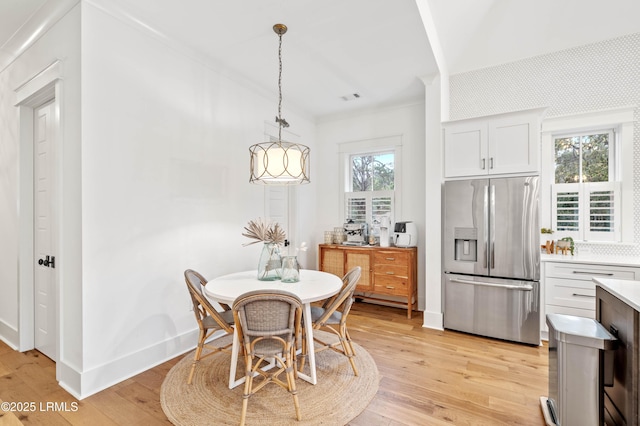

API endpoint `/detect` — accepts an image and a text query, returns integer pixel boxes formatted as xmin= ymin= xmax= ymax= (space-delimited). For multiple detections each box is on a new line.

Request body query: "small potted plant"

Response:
xmin=558 ymin=236 xmax=574 ymax=255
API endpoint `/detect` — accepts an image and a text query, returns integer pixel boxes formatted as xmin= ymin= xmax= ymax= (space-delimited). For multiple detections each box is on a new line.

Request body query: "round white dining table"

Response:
xmin=205 ymin=269 xmax=343 ymax=388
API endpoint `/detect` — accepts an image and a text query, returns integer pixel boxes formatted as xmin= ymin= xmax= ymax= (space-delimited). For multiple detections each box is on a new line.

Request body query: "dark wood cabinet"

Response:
xmin=319 ymin=244 xmax=417 ymax=318
xmin=596 ymin=286 xmax=639 ymax=426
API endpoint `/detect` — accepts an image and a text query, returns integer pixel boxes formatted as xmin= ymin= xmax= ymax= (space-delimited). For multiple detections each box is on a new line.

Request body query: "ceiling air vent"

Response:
xmin=341 ymin=93 xmax=361 ymax=101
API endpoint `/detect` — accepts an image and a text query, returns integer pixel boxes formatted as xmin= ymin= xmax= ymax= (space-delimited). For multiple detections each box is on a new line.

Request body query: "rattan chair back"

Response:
xmin=302 ymin=266 xmax=361 ymax=377
xmin=233 ymin=289 xmax=304 ymax=425
xmin=183 ymin=269 xmax=235 ymax=385
xmin=184 ymin=269 xmax=234 ymax=334
xmin=314 ymin=266 xmax=361 ymax=327
xmin=233 ymin=289 xmax=302 ymax=357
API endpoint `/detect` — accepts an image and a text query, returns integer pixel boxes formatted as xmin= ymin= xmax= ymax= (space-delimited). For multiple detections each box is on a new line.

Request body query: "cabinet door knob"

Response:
xmin=386 ymin=271 xmax=394 ymax=275
xmin=385 ymin=257 xmax=395 ymax=261
xmin=481 ymin=158 xmax=486 ymax=169
xmin=386 ymin=286 xmax=395 ymax=289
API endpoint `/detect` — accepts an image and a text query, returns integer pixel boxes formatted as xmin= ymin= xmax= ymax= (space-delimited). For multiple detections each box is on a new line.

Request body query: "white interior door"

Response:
xmin=34 ymin=100 xmax=57 ymax=361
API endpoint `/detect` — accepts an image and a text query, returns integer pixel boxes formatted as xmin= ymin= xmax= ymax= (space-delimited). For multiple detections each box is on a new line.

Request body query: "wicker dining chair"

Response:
xmin=184 ymin=269 xmax=235 ymax=384
xmin=302 ymin=266 xmax=361 ymax=376
xmin=233 ymin=289 xmax=303 ymax=426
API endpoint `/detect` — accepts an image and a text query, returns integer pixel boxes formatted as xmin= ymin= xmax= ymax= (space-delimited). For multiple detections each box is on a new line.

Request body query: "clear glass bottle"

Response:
xmin=280 ymin=256 xmax=300 ymax=283
xmin=257 ymin=242 xmax=282 ymax=281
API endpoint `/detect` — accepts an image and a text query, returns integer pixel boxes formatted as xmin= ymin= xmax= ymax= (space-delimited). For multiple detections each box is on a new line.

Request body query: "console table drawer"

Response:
xmin=373 ymin=275 xmax=409 ymax=295
xmin=373 ymin=263 xmax=408 ymax=277
xmin=373 ymin=251 xmax=410 ymax=265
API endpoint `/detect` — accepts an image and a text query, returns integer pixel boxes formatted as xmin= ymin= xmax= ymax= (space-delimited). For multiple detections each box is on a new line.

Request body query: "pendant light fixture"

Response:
xmin=249 ymin=24 xmax=310 ymax=185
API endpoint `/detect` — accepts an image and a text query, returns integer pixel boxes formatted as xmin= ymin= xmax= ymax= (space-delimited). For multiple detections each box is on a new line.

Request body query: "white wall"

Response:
xmin=423 ymin=76 xmax=444 ymax=329
xmin=314 ymin=102 xmax=427 ymax=309
xmin=76 ymin=3 xmax=317 ymax=397
xmin=0 ymin=3 xmax=83 ymax=374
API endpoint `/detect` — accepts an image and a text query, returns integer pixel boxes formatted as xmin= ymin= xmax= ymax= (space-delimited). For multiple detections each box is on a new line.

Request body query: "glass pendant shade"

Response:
xmin=249 ymin=141 xmax=310 ymax=185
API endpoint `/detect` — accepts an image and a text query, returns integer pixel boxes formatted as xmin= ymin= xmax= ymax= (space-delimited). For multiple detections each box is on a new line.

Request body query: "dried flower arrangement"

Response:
xmin=242 ymin=218 xmax=286 ymax=246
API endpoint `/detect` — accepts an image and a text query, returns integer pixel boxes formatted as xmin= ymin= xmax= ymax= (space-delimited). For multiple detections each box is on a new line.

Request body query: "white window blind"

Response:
xmin=345 ymin=190 xmax=394 ymax=226
xmin=552 ymin=182 xmax=621 ymax=242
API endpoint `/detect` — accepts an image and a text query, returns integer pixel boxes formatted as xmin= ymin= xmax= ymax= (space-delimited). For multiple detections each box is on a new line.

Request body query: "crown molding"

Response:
xmin=0 ymin=0 xmax=79 ymax=73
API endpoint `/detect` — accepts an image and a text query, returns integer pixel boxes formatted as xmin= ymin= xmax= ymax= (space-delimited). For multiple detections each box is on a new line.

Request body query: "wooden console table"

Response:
xmin=318 ymin=244 xmax=417 ymax=318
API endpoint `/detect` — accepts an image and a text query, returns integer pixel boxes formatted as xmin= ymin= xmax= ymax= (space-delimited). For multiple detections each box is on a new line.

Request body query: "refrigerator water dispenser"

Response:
xmin=454 ymin=227 xmax=477 ymax=261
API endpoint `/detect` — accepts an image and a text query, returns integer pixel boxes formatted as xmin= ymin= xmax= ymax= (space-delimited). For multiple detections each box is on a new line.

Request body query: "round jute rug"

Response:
xmin=160 ymin=331 xmax=379 ymax=425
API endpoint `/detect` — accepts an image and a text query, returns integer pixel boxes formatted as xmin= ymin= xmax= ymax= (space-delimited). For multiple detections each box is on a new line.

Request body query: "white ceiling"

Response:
xmin=2 ymin=0 xmax=640 ymax=120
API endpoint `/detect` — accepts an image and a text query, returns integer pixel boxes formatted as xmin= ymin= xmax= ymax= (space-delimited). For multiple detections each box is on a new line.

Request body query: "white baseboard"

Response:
xmin=540 ymin=330 xmax=549 ymax=342
xmin=58 ymin=329 xmax=199 ymax=399
xmin=422 ymin=310 xmax=444 ymax=330
xmin=0 ymin=319 xmax=19 ymax=349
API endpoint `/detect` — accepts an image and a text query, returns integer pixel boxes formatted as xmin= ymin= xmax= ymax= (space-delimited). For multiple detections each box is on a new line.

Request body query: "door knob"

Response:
xmin=37 ymin=255 xmax=55 ymax=268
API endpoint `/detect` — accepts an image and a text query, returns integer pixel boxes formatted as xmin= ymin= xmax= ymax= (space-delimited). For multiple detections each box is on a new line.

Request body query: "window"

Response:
xmin=541 ymin=107 xmax=634 ymax=244
xmin=345 ymin=152 xmax=395 ymax=226
xmin=551 ymin=129 xmax=620 ymax=241
xmin=338 ymin=135 xmax=402 ymax=234
xmin=554 ymin=130 xmax=613 ymax=184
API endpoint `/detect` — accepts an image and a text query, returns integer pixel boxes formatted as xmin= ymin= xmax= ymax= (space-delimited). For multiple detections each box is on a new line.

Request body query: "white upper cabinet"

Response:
xmin=443 ymin=119 xmax=488 ymax=177
xmin=443 ymin=108 xmax=544 ymax=178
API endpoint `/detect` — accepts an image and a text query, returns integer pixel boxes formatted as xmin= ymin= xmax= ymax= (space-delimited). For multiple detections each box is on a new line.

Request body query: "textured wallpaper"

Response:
xmin=449 ymin=32 xmax=640 ymax=257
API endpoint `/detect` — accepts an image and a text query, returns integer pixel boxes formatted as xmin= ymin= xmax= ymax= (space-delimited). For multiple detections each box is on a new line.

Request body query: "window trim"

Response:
xmin=540 ymin=106 xmax=635 ymax=243
xmin=338 ymin=135 xmax=402 ymax=227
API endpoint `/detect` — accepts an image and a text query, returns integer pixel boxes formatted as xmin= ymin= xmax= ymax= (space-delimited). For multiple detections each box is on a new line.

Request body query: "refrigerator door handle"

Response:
xmin=483 ymin=184 xmax=489 ymax=269
xmin=450 ymin=278 xmax=534 ymax=291
xmin=489 ymin=184 xmax=495 ymax=270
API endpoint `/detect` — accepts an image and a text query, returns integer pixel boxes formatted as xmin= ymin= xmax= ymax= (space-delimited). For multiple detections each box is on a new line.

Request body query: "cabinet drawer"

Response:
xmin=546 ymin=279 xmax=596 ymax=310
xmin=373 ymin=263 xmax=408 ymax=277
xmin=546 ymin=276 xmax=594 ymax=291
xmin=545 ymin=304 xmax=595 ymax=320
xmin=373 ymin=251 xmax=410 ymax=265
xmin=545 ymin=262 xmax=637 ymax=281
xmin=373 ymin=275 xmax=408 ymax=295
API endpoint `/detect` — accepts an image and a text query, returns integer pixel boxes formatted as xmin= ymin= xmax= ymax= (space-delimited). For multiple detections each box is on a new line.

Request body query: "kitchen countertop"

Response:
xmin=594 ymin=278 xmax=640 ymax=311
xmin=541 ymin=253 xmax=640 ymax=267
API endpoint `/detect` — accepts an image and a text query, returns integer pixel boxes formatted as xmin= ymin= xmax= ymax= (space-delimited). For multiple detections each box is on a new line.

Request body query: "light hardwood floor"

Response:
xmin=0 ymin=302 xmax=548 ymax=425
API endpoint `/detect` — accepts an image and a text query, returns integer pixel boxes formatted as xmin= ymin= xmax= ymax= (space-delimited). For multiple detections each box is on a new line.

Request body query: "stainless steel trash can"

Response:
xmin=541 ymin=313 xmax=617 ymax=426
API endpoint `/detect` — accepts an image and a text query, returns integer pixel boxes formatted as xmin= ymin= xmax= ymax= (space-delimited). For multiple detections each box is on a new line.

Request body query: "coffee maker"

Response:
xmin=343 ymin=220 xmax=368 ymax=246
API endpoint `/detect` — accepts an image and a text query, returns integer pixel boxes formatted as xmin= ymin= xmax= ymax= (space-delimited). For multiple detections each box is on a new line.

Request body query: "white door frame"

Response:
xmin=15 ymin=61 xmax=63 ymax=361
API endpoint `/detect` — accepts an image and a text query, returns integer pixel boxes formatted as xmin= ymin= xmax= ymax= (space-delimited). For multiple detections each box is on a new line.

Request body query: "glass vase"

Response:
xmin=280 ymin=256 xmax=300 ymax=283
xmin=257 ymin=242 xmax=282 ymax=281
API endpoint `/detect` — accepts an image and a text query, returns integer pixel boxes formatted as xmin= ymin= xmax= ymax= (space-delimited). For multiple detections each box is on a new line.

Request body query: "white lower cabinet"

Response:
xmin=541 ymin=261 xmax=640 ymax=339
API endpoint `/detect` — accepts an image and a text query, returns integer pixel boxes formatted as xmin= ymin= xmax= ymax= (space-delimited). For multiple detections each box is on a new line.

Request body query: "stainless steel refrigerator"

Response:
xmin=443 ymin=176 xmax=540 ymax=345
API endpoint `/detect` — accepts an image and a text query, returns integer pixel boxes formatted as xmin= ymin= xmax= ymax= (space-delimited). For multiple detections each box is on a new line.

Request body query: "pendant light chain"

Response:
xmin=277 ymin=30 xmax=283 ymax=143
xmin=248 ymin=23 xmax=310 ymax=185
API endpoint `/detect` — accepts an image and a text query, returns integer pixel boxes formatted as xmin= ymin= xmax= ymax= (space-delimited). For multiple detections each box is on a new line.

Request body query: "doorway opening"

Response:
xmin=15 ymin=61 xmax=62 ymax=365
